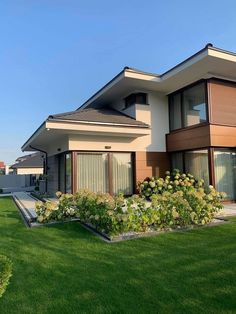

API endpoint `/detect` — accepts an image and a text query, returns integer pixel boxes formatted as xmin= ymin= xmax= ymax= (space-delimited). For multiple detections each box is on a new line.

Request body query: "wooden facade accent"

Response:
xmin=210 ymin=124 xmax=236 ymax=147
xmin=135 ymin=152 xmax=170 ymax=182
xmin=208 ymin=79 xmax=236 ymax=126
xmin=166 ymin=124 xmax=211 ymax=152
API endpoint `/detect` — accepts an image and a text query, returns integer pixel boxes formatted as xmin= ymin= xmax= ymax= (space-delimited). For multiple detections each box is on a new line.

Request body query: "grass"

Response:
xmin=0 ymin=197 xmax=236 ymax=314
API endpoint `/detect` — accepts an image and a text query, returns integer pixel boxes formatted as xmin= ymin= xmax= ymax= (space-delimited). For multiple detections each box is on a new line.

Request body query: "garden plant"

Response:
xmin=35 ymin=170 xmax=225 ymax=236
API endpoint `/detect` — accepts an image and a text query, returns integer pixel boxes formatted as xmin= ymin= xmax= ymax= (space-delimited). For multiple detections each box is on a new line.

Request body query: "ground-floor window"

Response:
xmin=65 ymin=153 xmax=72 ymax=193
xmin=76 ymin=152 xmax=133 ymax=195
xmin=171 ymin=149 xmax=209 ymax=185
xmin=171 ymin=148 xmax=236 ymax=200
xmin=184 ymin=150 xmax=209 ymax=185
xmin=112 ymin=153 xmax=133 ymax=195
xmin=77 ymin=153 xmax=109 ymax=193
xmin=214 ymin=149 xmax=236 ymax=200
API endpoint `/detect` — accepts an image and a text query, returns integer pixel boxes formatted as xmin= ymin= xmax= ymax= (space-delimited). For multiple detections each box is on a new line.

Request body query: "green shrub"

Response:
xmin=0 ymin=255 xmax=12 ymax=298
xmin=74 ymin=191 xmax=181 ymax=235
xmin=151 ymin=188 xmax=224 ymax=228
xmin=0 ymin=188 xmax=3 ymax=194
xmin=35 ymin=192 xmax=77 ymax=223
xmin=138 ymin=169 xmax=205 ymax=199
xmin=35 ymin=170 xmax=225 ymax=236
xmin=140 ymin=169 xmax=225 ymax=228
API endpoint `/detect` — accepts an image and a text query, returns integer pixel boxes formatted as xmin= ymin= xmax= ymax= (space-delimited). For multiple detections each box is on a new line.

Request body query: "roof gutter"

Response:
xmin=21 ymin=121 xmax=46 ymax=151
xmin=47 ymin=118 xmax=149 ymax=128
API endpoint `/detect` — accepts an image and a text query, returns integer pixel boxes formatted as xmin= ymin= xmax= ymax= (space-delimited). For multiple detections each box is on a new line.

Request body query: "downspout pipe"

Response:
xmin=29 ymin=145 xmax=48 ymax=193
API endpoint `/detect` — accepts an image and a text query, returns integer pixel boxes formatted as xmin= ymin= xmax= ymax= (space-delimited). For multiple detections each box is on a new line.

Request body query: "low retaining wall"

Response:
xmin=0 ymin=175 xmax=34 ymax=193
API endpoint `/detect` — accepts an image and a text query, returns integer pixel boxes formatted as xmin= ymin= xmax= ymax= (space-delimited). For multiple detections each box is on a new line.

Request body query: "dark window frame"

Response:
xmin=124 ymin=92 xmax=148 ymax=109
xmin=168 ymin=80 xmax=209 ymax=132
xmin=76 ymin=151 xmax=134 ymax=196
xmin=58 ymin=151 xmax=135 ymax=195
xmin=171 ymin=148 xmax=211 ymax=184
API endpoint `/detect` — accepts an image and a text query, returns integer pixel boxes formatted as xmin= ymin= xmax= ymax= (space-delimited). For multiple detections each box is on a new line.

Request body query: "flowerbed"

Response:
xmin=35 ymin=193 xmax=76 ymax=223
xmin=0 ymin=255 xmax=12 ymax=298
xmin=35 ymin=170 xmax=225 ymax=237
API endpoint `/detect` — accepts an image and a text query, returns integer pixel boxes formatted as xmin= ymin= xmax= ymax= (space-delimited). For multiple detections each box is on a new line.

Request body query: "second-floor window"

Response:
xmin=124 ymin=92 xmax=147 ymax=109
xmin=169 ymin=82 xmax=207 ymax=131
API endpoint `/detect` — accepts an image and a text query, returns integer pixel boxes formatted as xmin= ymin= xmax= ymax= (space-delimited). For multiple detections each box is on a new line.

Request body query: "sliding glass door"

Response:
xmin=77 ymin=152 xmax=133 ymax=195
xmin=214 ymin=149 xmax=236 ymax=200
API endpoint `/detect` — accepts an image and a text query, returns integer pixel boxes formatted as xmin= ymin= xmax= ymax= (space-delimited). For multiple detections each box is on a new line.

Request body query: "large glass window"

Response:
xmin=171 ymin=149 xmax=209 ymax=185
xmin=77 ymin=153 xmax=109 ymax=193
xmin=185 ymin=150 xmax=209 ymax=185
xmin=183 ymin=83 xmax=207 ymax=127
xmin=112 ymin=153 xmax=133 ymax=195
xmin=214 ymin=149 xmax=236 ymax=200
xmin=76 ymin=152 xmax=133 ymax=195
xmin=65 ymin=153 xmax=72 ymax=193
xmin=171 ymin=152 xmax=183 ymax=172
xmin=169 ymin=94 xmax=182 ymax=131
xmin=169 ymin=82 xmax=207 ymax=131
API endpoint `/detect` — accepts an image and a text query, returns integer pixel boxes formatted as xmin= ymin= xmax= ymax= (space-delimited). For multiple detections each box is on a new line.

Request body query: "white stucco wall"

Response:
xmin=17 ymin=167 xmax=44 ymax=175
xmin=110 ymin=91 xmax=169 ymax=152
xmin=34 ymin=91 xmax=169 ymax=155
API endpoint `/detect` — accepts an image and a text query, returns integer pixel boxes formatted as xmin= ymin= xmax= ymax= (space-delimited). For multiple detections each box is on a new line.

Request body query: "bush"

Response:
xmin=151 ymin=188 xmax=224 ymax=228
xmin=139 ymin=169 xmax=225 ymax=228
xmin=74 ymin=190 xmax=158 ymax=235
xmin=35 ymin=192 xmax=77 ymax=223
xmin=35 ymin=170 xmax=225 ymax=236
xmin=0 ymin=255 xmax=12 ymax=298
xmin=138 ymin=169 xmax=206 ymax=199
xmin=0 ymin=188 xmax=3 ymax=194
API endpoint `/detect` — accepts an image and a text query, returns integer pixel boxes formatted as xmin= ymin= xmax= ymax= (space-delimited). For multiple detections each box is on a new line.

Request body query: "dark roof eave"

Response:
xmin=48 ymin=117 xmax=150 ymax=128
xmin=21 ymin=121 xmax=46 ymax=151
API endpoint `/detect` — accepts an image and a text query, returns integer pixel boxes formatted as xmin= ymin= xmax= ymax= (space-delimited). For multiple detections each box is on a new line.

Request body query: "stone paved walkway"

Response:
xmin=217 ymin=203 xmax=236 ymax=217
xmin=13 ymin=192 xmax=38 ymax=222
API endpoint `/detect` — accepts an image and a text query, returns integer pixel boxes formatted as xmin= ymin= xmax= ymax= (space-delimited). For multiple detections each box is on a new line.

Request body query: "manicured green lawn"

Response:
xmin=0 ymin=197 xmax=236 ymax=313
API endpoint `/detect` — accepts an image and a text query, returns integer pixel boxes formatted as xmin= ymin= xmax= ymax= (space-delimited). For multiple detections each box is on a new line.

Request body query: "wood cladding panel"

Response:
xmin=208 ymin=80 xmax=236 ymax=126
xmin=210 ymin=125 xmax=236 ymax=147
xmin=135 ymin=152 xmax=170 ymax=182
xmin=166 ymin=124 xmax=211 ymax=152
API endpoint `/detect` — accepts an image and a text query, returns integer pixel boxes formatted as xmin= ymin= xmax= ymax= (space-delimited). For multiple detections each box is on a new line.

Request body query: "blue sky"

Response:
xmin=1 ymin=0 xmax=236 ymax=164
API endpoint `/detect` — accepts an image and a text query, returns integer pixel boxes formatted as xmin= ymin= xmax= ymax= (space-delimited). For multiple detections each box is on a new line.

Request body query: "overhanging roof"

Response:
xmin=78 ymin=44 xmax=236 ymax=110
xmin=22 ymin=108 xmax=150 ymax=152
xmin=22 ymin=44 xmax=236 ymax=153
xmin=49 ymin=107 xmax=148 ymax=127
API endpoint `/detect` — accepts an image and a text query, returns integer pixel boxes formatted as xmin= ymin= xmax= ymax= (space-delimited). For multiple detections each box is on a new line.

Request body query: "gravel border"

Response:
xmin=79 ymin=218 xmax=229 ymax=243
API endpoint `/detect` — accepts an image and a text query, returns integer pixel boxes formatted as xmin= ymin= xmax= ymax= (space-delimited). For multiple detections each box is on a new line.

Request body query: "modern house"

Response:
xmin=22 ymin=44 xmax=236 ymax=201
